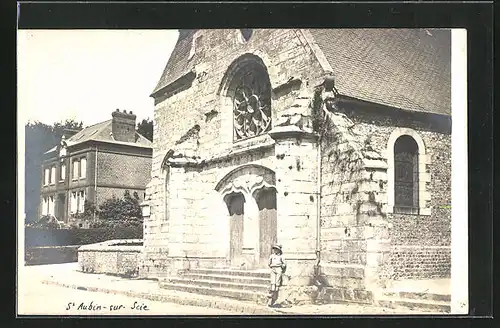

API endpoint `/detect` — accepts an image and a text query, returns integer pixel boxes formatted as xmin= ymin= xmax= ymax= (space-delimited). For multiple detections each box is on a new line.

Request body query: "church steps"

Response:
xmin=159 ymin=268 xmax=272 ymax=303
xmin=376 ymin=291 xmax=451 ymax=313
xmin=182 ymin=268 xmax=269 ymax=279
xmin=382 ymin=291 xmax=451 ymax=303
xmin=180 ymin=273 xmax=270 ymax=286
xmin=166 ymin=277 xmax=269 ymax=292
xmin=159 ymin=281 xmax=269 ymax=304
xmin=376 ymin=297 xmax=450 ymax=313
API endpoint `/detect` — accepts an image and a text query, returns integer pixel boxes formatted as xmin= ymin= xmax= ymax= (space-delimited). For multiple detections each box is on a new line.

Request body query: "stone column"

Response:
xmin=270 ymin=125 xmax=319 ymax=286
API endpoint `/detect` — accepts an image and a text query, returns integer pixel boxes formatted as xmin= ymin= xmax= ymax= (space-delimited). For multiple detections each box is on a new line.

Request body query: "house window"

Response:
xmin=394 ymin=135 xmax=419 ymax=213
xmin=48 ymin=196 xmax=55 ymax=216
xmin=73 ymin=160 xmax=79 ymax=180
xmin=70 ymin=192 xmax=77 ymax=214
xmin=230 ymin=59 xmax=272 ymax=141
xmin=50 ymin=166 xmax=56 ymax=185
xmin=60 ymin=164 xmax=66 ymax=181
xmin=42 ymin=197 xmax=48 ymax=215
xmin=78 ymin=190 xmax=86 ymax=213
xmin=80 ymin=158 xmax=87 ymax=179
xmin=44 ymin=168 xmax=50 ymax=186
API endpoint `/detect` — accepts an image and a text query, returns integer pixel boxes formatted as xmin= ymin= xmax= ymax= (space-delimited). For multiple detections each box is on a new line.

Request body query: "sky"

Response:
xmin=17 ymin=30 xmax=179 ymax=127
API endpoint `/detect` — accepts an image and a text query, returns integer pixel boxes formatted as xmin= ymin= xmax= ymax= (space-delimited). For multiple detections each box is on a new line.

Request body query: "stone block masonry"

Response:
xmin=144 ymin=29 xmax=328 ymax=277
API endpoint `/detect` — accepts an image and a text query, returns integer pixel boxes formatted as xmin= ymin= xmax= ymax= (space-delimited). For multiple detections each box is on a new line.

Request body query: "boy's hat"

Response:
xmin=272 ymin=244 xmax=282 ymax=252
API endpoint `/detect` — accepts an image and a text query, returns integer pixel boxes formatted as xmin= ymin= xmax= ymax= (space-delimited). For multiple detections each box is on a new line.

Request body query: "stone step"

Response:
xmin=159 ymin=281 xmax=269 ymax=304
xmin=180 ymin=273 xmax=270 ymax=286
xmin=166 ymin=277 xmax=269 ymax=292
xmin=183 ymin=268 xmax=269 ymax=279
xmin=377 ymin=297 xmax=451 ymax=313
xmin=384 ymin=291 xmax=451 ymax=303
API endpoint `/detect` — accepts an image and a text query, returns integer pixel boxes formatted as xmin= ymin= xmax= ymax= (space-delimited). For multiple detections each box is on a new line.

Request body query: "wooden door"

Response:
xmin=257 ymin=188 xmax=277 ymax=267
xmin=227 ymin=193 xmax=245 ymax=268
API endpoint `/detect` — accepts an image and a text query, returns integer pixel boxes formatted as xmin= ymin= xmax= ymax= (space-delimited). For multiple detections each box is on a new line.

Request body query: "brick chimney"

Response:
xmin=111 ymin=109 xmax=137 ymax=143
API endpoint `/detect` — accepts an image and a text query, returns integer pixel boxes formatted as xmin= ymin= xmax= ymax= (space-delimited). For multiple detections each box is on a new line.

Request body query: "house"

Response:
xmin=39 ymin=110 xmax=153 ymax=225
xmin=141 ymin=29 xmax=451 ymax=305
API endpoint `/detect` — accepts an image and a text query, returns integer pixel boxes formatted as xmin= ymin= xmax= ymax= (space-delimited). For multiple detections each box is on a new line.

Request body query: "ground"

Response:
xmin=19 ymin=264 xmax=233 ymax=316
xmin=18 ymin=263 xmax=443 ymax=315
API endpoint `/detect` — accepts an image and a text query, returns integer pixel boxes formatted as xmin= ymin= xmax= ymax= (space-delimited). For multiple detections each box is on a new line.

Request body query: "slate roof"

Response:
xmin=45 ymin=119 xmax=152 ymax=154
xmin=308 ymin=28 xmax=451 ymax=115
xmin=151 ymin=29 xmax=451 ymax=115
xmin=151 ymin=30 xmax=196 ymax=96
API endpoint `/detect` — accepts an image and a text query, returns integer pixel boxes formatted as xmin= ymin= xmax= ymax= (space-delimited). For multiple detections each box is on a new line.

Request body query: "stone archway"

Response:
xmin=215 ymin=164 xmax=276 ymax=269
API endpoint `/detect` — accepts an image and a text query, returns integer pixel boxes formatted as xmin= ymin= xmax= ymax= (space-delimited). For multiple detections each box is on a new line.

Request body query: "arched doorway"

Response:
xmin=224 ymin=192 xmax=245 ymax=267
xmin=253 ymin=187 xmax=278 ymax=267
xmin=215 ymin=164 xmax=277 ymax=269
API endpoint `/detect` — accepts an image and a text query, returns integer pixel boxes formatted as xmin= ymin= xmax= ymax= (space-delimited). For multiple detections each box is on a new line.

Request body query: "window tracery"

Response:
xmin=232 ymin=66 xmax=272 ymax=140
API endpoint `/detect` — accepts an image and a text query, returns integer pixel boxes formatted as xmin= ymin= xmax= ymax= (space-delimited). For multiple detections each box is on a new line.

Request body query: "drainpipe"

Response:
xmin=94 ymin=145 xmax=98 ymax=222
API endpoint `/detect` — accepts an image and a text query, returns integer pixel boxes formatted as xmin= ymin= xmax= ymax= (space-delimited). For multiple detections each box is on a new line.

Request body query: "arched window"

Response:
xmin=228 ymin=59 xmax=272 ymax=141
xmin=393 ymin=135 xmax=419 ymax=213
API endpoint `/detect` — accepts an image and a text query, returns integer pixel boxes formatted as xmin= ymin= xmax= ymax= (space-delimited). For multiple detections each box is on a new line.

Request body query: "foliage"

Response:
xmin=96 ymin=190 xmax=143 ymax=227
xmin=24 ymin=119 xmax=83 ymax=223
xmin=137 ymin=118 xmax=153 ymax=142
xmin=26 ymin=215 xmax=67 ymax=230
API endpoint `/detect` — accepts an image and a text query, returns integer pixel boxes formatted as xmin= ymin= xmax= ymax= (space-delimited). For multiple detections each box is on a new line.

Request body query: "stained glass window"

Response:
xmin=394 ymin=135 xmax=419 ymax=212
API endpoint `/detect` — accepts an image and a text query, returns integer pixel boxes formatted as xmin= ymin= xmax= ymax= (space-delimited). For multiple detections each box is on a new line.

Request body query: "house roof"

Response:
xmin=151 ymin=29 xmax=451 ymax=115
xmin=44 ymin=119 xmax=152 ymax=154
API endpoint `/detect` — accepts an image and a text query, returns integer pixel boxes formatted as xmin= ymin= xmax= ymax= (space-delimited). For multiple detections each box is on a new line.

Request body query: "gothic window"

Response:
xmin=239 ymin=29 xmax=253 ymax=42
xmin=394 ymin=135 xmax=419 ymax=213
xmin=231 ymin=62 xmax=272 ymax=141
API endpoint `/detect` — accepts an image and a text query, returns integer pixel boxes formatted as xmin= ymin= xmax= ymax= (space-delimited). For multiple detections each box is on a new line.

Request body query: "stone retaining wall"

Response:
xmin=78 ymin=239 xmax=143 ymax=277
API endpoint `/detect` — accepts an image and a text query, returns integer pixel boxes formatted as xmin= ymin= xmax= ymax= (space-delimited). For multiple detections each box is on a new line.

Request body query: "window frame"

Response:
xmin=386 ymin=128 xmax=431 ymax=216
xmin=80 ymin=157 xmax=87 ymax=179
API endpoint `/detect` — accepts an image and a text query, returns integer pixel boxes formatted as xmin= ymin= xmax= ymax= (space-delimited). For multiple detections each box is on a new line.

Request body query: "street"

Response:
xmin=18 ymin=266 xmax=233 ymax=316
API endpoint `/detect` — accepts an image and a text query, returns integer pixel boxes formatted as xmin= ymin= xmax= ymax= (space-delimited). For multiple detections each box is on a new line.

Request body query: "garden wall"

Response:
xmin=78 ymin=239 xmax=143 ymax=277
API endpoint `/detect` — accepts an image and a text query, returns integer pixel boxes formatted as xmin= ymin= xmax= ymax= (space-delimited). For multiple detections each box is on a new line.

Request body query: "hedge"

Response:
xmin=25 ymin=226 xmax=143 ymax=247
xmin=25 ymin=246 xmax=80 ymax=265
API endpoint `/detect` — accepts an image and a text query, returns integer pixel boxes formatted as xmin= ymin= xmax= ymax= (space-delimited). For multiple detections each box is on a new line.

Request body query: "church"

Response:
xmin=140 ymin=29 xmax=451 ymax=306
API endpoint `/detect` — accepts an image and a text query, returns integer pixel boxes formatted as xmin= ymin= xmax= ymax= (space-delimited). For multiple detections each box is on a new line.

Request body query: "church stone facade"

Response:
xmin=141 ymin=29 xmax=451 ymax=303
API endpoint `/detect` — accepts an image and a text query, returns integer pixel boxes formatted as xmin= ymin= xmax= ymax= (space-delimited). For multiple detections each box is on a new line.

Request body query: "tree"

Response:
xmin=24 ymin=119 xmax=83 ymax=223
xmin=137 ymin=118 xmax=153 ymax=142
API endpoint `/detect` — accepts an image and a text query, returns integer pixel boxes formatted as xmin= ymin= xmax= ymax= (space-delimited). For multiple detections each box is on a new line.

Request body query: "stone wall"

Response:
xmin=319 ymin=99 xmax=451 ymax=293
xmin=78 ymin=239 xmax=143 ymax=277
xmin=144 ymin=29 xmax=328 ymax=276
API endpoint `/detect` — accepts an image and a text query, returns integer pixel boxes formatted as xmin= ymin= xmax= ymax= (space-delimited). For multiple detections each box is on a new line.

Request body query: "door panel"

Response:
xmin=227 ymin=193 xmax=245 ymax=268
xmin=256 ymin=188 xmax=277 ymax=267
